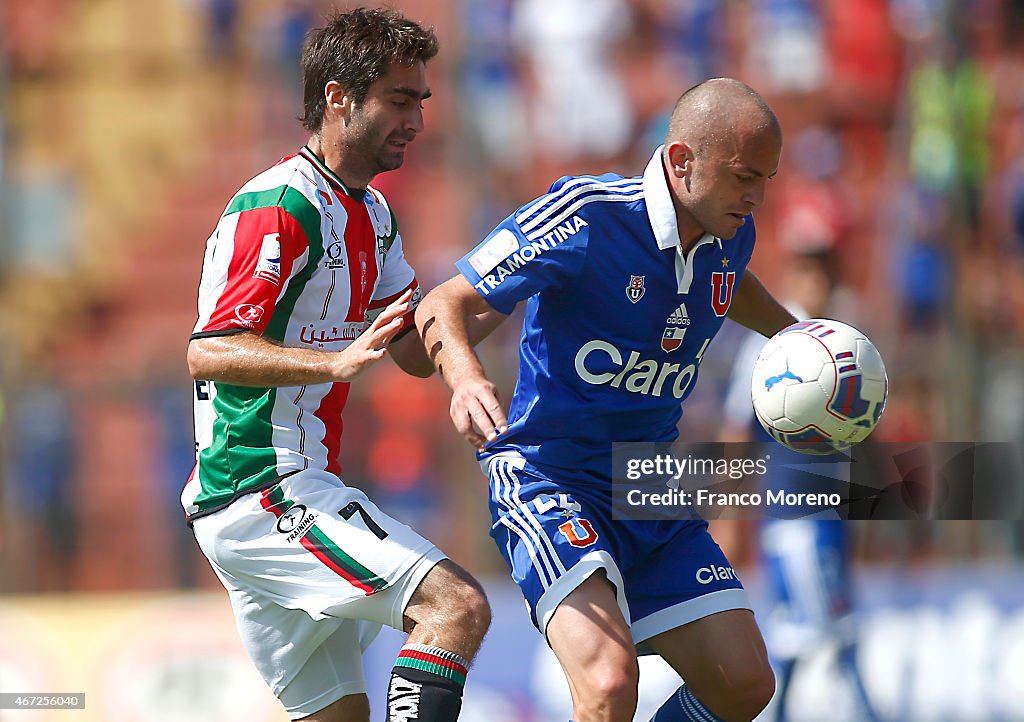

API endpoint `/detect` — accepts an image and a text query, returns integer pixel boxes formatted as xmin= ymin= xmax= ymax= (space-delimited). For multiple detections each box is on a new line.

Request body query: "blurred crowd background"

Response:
xmin=1 ymin=0 xmax=1023 ymax=598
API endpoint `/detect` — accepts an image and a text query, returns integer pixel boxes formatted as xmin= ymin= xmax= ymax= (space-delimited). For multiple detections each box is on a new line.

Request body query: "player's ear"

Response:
xmin=665 ymin=142 xmax=695 ymax=180
xmin=324 ymin=81 xmax=352 ymax=123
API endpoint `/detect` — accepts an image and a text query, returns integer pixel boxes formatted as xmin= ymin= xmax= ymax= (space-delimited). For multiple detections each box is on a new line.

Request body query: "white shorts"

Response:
xmin=192 ymin=469 xmax=447 ymax=719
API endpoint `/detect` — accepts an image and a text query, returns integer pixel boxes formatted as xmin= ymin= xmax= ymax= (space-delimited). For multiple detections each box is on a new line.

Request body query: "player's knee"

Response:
xmin=713 ymin=664 xmax=775 ymax=721
xmin=579 ymin=659 xmax=639 ymax=718
xmin=739 ymin=666 xmax=775 ymax=719
xmin=406 ymin=561 xmax=491 ymax=648
xmin=422 ymin=571 xmax=491 ymax=643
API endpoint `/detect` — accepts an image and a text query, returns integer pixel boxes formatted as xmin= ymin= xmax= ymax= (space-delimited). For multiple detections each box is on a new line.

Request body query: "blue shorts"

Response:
xmin=485 ymin=452 xmax=750 ymax=646
xmin=759 ymin=519 xmax=853 ymax=658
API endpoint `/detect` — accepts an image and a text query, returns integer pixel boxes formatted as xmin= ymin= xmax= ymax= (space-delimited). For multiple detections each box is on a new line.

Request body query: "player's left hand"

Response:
xmin=449 ymin=376 xmax=508 ymax=450
xmin=331 ymin=290 xmax=412 ymax=381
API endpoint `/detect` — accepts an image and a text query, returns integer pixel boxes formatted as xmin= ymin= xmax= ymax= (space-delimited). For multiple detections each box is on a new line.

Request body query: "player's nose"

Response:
xmin=405 ymin=105 xmax=424 ymax=135
xmin=743 ymin=179 xmax=768 ymax=208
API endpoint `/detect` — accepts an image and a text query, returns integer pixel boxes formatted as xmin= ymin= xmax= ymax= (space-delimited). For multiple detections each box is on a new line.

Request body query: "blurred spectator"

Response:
xmin=774 ymin=125 xmax=850 ymax=256
xmin=148 ymin=379 xmax=202 ymax=588
xmin=645 ymin=0 xmax=726 ymax=85
xmin=5 ymin=380 xmax=78 ymax=591
xmin=743 ymin=0 xmax=827 ymax=96
xmin=202 ymin=0 xmax=239 ymax=62
xmin=455 ymin=0 xmax=529 ymax=172
xmin=512 ymin=0 xmax=634 ymax=165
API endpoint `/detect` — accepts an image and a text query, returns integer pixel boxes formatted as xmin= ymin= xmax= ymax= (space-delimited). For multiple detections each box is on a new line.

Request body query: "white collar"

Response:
xmin=642 ymin=146 xmax=682 ymax=251
xmin=643 ymin=146 xmax=725 ymax=294
xmin=642 ymin=145 xmax=719 ymax=252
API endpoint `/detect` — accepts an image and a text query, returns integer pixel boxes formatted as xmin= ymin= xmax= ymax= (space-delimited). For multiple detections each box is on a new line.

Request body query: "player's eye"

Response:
xmin=736 ymin=174 xmax=753 ymax=183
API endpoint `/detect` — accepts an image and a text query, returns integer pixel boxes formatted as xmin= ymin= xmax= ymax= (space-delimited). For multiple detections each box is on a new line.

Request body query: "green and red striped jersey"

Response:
xmin=183 ymin=147 xmax=420 ymax=520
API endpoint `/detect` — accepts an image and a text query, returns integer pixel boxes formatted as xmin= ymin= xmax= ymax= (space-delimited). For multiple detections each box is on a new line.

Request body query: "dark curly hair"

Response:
xmin=301 ymin=7 xmax=439 ymax=132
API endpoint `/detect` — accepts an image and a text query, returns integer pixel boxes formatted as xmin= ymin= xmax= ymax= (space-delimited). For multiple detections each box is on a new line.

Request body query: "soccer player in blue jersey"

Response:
xmin=417 ymin=78 xmax=797 ymax=722
xmin=721 ymin=250 xmax=882 ymax=721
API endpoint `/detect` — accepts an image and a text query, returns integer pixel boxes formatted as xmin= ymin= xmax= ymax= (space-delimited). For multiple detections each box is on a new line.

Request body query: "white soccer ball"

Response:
xmin=750 ymin=319 xmax=888 ymax=455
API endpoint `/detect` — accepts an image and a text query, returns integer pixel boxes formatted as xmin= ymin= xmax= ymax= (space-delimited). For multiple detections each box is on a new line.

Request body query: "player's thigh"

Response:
xmin=282 ymin=619 xmax=378 ymax=721
xmin=548 ymin=569 xmax=634 ymax=680
xmin=644 ymin=609 xmax=772 ymax=699
xmin=296 ymin=692 xmax=370 ymax=722
xmin=209 ymin=572 xmax=378 ymax=720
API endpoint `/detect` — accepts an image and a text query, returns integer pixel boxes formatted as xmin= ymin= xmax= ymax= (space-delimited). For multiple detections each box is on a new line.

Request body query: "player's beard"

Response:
xmin=373 ymin=134 xmax=408 ymax=173
xmin=344 ymin=113 xmax=409 ymax=179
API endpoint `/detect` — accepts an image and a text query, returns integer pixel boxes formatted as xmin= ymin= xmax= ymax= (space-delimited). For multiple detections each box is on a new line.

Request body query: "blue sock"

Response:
xmin=650 ymin=685 xmax=725 ymax=722
xmin=838 ymin=644 xmax=880 ymax=722
xmin=773 ymin=658 xmax=797 ymax=722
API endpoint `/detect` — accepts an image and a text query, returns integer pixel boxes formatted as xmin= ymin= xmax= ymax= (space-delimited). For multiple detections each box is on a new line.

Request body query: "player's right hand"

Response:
xmin=332 ymin=290 xmax=412 ymax=381
xmin=450 ymin=377 xmax=508 ymax=450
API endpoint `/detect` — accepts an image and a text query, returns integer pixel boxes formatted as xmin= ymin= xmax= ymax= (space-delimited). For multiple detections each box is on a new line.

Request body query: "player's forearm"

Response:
xmin=416 ymin=279 xmax=494 ymax=389
xmin=188 ymin=332 xmax=347 ymax=387
xmin=387 ymin=328 xmax=436 ymax=378
xmin=728 ymin=271 xmax=797 ymax=338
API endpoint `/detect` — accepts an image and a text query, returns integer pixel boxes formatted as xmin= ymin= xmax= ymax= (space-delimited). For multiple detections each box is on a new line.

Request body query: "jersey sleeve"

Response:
xmin=366 ymin=229 xmax=420 ymax=338
xmin=456 ymin=186 xmax=592 ymax=315
xmin=192 ymin=204 xmax=310 ymax=338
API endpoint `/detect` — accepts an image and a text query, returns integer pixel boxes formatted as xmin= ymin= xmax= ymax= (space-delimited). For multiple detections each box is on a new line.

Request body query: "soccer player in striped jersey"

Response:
xmin=418 ymin=79 xmax=797 ymax=722
xmin=185 ymin=9 xmax=489 ymax=722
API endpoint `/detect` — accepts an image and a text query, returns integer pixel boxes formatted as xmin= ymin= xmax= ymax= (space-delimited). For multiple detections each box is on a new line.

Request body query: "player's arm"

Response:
xmin=188 ymin=291 xmax=413 ymax=386
xmin=415 ymin=275 xmax=510 ymax=449
xmin=727 ymin=270 xmax=797 ymax=338
xmin=386 ymin=325 xmax=436 ymax=378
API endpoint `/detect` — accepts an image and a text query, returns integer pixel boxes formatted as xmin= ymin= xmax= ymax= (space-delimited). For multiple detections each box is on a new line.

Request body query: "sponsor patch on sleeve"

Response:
xmin=253 ymin=233 xmax=283 ymax=285
xmin=467 ymin=228 xmax=519 ymax=276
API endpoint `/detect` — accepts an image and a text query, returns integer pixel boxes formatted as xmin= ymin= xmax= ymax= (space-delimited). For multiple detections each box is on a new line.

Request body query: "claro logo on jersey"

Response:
xmin=575 ymin=338 xmax=710 ymax=399
xmin=470 ymin=216 xmax=589 ymax=295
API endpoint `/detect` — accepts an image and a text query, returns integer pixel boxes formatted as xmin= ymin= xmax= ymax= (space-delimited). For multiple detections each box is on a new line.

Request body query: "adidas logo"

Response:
xmin=666 ymin=303 xmax=691 ymax=327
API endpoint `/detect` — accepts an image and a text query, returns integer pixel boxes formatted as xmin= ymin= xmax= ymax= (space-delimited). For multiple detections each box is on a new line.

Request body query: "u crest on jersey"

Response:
xmin=711 ymin=271 xmax=737 ymax=317
xmin=626 ymin=275 xmax=646 ymax=303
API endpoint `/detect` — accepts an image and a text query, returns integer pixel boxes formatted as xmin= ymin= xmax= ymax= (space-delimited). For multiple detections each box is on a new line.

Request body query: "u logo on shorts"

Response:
xmin=558 ymin=518 xmax=599 ymax=548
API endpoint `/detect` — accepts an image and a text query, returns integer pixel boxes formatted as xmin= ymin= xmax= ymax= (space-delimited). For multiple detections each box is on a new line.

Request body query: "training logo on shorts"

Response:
xmin=276 ymin=503 xmax=308 ymax=533
xmin=258 ymin=485 xmax=389 ymax=595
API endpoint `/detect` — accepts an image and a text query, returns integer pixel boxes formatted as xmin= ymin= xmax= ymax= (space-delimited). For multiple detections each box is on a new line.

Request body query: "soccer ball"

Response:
xmin=750 ymin=319 xmax=888 ymax=455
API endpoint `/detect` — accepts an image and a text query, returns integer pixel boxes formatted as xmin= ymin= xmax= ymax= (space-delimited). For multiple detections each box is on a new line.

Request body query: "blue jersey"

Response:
xmin=457 ymin=148 xmax=756 ymax=481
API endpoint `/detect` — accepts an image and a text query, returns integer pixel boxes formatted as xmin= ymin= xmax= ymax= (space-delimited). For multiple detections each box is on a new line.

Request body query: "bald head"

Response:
xmin=661 ymin=78 xmax=783 ymax=245
xmin=665 ymin=78 xmax=781 ymax=156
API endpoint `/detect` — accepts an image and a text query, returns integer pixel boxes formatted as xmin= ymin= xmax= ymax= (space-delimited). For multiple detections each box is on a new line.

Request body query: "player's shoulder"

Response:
xmin=545 ymin=171 xmax=640 ymax=194
xmin=513 ymin=171 xmax=645 ymax=231
xmin=227 ymin=154 xmax=326 ymax=218
xmin=541 ymin=171 xmax=645 ymax=209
